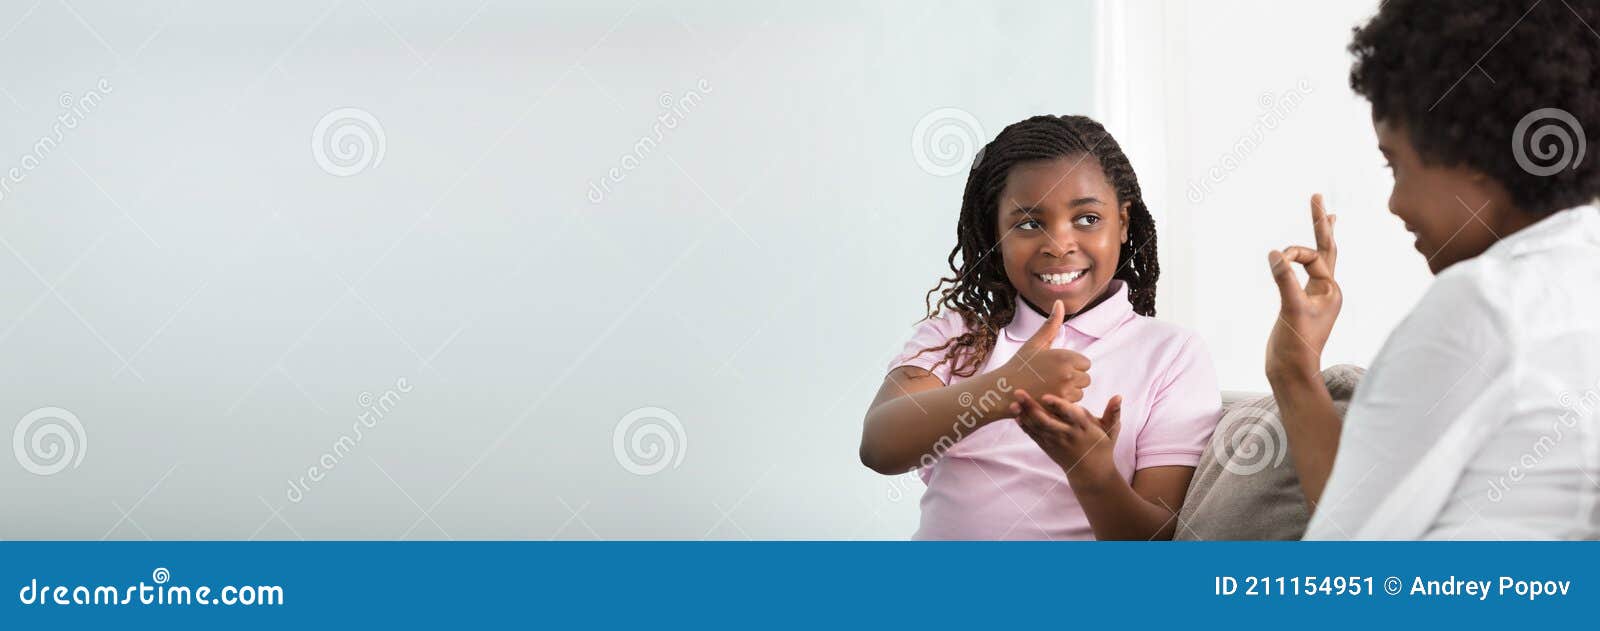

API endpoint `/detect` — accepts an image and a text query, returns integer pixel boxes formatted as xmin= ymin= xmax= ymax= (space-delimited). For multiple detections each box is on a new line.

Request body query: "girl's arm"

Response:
xmin=1078 ymin=466 xmax=1194 ymax=541
xmin=860 ymin=301 xmax=1091 ymax=475
xmin=859 ymin=366 xmax=1015 ymax=474
xmin=1013 ymin=390 xmax=1190 ymax=540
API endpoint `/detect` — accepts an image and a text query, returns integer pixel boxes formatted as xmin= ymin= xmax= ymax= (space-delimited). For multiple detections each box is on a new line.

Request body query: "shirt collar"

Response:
xmin=1002 ymin=280 xmax=1135 ymax=343
xmin=1485 ymin=204 xmax=1599 ymax=257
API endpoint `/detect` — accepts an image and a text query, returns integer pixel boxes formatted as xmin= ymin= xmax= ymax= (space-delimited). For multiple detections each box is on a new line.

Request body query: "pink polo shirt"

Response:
xmin=887 ymin=281 xmax=1221 ymax=540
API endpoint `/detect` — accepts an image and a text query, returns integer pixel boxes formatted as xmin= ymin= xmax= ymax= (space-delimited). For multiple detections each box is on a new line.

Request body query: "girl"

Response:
xmin=860 ymin=115 xmax=1221 ymax=540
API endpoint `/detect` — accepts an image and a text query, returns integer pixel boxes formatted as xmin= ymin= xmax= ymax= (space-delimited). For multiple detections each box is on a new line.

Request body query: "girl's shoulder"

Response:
xmin=886 ymin=309 xmax=978 ymax=384
xmin=903 ymin=309 xmax=975 ymax=354
xmin=1120 ymin=312 xmax=1209 ymax=353
xmin=890 ymin=308 xmax=976 ymax=347
xmin=1115 ymin=315 xmax=1220 ymax=396
xmin=918 ymin=308 xmax=971 ymax=336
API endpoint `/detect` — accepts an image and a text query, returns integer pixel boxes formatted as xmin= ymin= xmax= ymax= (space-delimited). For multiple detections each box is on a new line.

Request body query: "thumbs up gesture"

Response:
xmin=1001 ymin=300 xmax=1092 ymax=407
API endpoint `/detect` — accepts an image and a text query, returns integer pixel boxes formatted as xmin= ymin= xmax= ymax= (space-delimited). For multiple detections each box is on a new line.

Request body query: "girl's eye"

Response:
xmin=1073 ymin=214 xmax=1101 ymax=227
xmin=1016 ymin=218 xmax=1043 ymax=231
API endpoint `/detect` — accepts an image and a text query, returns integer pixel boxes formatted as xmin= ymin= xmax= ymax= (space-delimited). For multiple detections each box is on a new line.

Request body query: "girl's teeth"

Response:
xmin=1037 ymin=271 xmax=1085 ymax=285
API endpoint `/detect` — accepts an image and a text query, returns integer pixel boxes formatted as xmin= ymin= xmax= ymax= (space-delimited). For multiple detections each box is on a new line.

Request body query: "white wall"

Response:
xmin=1097 ymin=0 xmax=1431 ymax=392
xmin=2 ymin=0 xmax=1423 ymax=541
xmin=0 ymin=1 xmax=1098 ymax=539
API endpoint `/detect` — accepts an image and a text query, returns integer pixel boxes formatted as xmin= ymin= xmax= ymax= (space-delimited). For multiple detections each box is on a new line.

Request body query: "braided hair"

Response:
xmin=916 ymin=114 xmax=1159 ymax=379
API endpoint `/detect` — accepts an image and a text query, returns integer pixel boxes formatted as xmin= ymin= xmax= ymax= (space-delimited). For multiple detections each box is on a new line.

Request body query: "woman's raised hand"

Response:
xmin=1266 ymin=194 xmax=1342 ymax=384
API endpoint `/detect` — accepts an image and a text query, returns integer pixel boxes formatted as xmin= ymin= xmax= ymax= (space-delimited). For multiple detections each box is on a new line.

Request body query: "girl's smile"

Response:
xmin=1033 ymin=266 xmax=1092 ymax=293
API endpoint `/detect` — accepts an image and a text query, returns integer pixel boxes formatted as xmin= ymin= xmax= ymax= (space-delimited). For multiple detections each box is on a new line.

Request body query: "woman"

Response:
xmin=1267 ymin=0 xmax=1600 ymax=539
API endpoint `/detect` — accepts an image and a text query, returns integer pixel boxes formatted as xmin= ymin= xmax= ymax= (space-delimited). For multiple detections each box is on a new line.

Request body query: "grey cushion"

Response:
xmin=1172 ymin=365 xmax=1365 ymax=540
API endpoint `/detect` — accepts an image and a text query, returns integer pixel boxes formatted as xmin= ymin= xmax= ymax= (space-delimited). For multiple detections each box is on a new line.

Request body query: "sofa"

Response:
xmin=1171 ymin=365 xmax=1365 ymax=540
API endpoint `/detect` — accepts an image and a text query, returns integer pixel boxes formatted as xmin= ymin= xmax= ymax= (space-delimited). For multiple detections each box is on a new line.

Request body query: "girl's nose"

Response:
xmin=1041 ymin=226 xmax=1079 ymax=257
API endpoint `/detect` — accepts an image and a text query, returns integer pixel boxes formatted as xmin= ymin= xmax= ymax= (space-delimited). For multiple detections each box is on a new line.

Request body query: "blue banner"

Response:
xmin=2 ymin=542 xmax=1595 ymax=628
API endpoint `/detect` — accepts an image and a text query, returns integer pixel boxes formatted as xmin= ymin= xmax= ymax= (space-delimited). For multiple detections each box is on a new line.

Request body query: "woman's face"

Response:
xmin=994 ymin=156 xmax=1130 ymax=316
xmin=1376 ymin=118 xmax=1527 ymax=274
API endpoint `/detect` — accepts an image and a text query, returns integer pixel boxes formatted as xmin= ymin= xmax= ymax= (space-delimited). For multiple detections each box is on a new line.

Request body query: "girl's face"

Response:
xmin=1376 ymin=118 xmax=1531 ymax=274
xmin=994 ymin=156 xmax=1130 ymax=317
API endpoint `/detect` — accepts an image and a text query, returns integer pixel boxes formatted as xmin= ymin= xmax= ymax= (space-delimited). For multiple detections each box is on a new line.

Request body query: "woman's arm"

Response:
xmin=1264 ymin=194 xmax=1343 ymax=507
xmin=1265 ymin=369 xmax=1342 ymax=506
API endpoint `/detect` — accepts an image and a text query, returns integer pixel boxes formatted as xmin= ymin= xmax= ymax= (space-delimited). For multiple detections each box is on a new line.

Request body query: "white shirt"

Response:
xmin=1306 ymin=205 xmax=1600 ymax=540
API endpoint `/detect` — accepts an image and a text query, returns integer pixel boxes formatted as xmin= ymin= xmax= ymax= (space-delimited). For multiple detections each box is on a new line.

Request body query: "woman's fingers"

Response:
xmin=1281 ymin=245 xmax=1334 ymax=281
xmin=1268 ymin=250 xmax=1308 ymax=308
xmin=1311 ymin=194 xmax=1338 ymax=273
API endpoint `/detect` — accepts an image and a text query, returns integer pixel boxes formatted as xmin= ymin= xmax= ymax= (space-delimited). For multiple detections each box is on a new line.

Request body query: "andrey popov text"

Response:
xmin=1215 ymin=575 xmax=1571 ymax=601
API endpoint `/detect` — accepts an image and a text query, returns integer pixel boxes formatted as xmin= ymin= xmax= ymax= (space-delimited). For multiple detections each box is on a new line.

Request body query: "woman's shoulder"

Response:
xmin=1419 ymin=209 xmax=1600 ymax=349
xmin=1375 ymin=255 xmax=1523 ymax=367
xmin=1410 ymin=255 xmax=1513 ymax=336
xmin=1427 ymin=206 xmax=1600 ymax=318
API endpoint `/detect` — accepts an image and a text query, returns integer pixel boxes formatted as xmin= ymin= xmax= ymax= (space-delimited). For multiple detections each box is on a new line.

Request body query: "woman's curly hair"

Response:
xmin=1350 ymin=0 xmax=1600 ymax=215
xmin=915 ymin=114 xmax=1158 ymax=379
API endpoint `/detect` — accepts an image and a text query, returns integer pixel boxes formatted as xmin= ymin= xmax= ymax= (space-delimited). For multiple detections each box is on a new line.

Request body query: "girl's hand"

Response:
xmin=1002 ymin=300 xmax=1092 ymax=405
xmin=1266 ymin=194 xmax=1341 ymax=385
xmin=1011 ymin=389 xmax=1122 ymax=491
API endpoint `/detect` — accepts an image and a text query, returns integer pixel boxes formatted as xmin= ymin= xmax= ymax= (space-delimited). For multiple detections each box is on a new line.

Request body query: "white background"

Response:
xmin=1102 ymin=0 xmax=1425 ymax=395
xmin=0 ymin=0 xmax=1420 ymax=540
